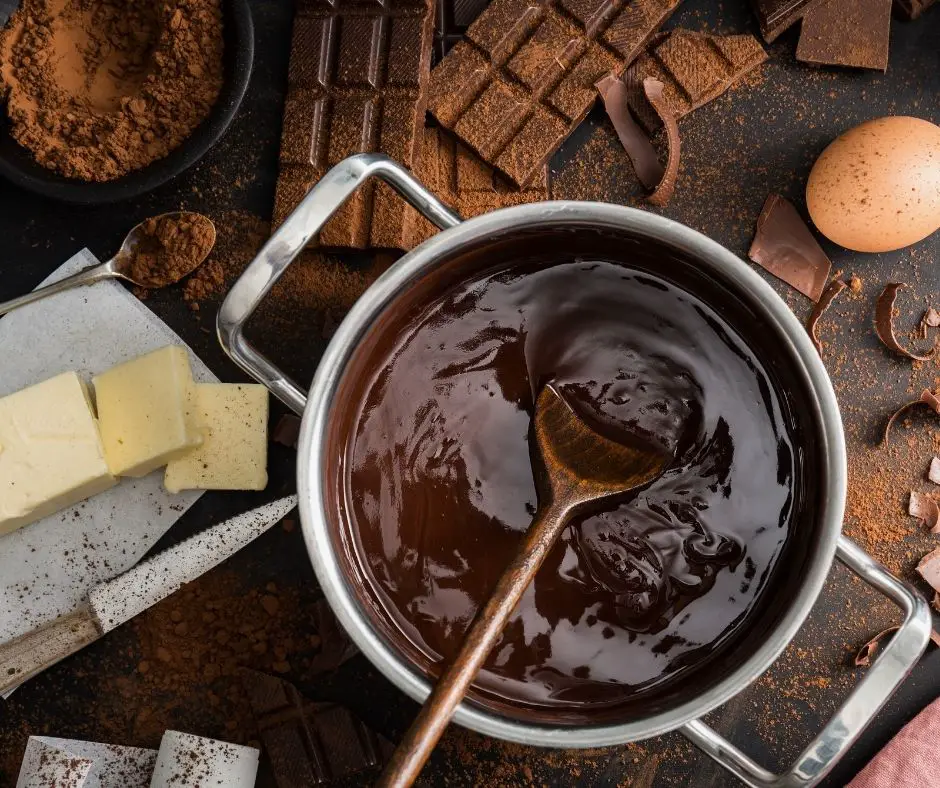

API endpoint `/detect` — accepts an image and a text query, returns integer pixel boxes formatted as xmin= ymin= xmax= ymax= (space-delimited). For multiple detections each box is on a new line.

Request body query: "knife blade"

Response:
xmin=0 ymin=495 xmax=297 ymax=695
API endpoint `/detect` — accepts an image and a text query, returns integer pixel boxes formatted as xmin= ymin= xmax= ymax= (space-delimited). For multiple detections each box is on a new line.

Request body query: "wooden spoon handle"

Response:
xmin=378 ymin=502 xmax=572 ymax=788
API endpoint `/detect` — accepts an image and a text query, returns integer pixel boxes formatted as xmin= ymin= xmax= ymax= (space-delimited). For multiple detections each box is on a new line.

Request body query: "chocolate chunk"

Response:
xmin=426 ymin=0 xmax=681 ymax=187
xmin=882 ymin=389 xmax=940 ymax=446
xmin=919 ymin=307 xmax=940 ymax=339
xmin=640 ymin=77 xmax=679 ymax=206
xmin=875 ymin=283 xmax=936 ymax=362
xmin=895 ymin=0 xmax=937 ymax=19
xmin=596 ymin=74 xmax=664 ymax=190
xmin=797 ymin=0 xmax=892 ymax=71
xmin=929 ymin=457 xmax=940 ymax=485
xmin=405 ymin=125 xmax=550 ymax=247
xmin=909 ymin=491 xmax=940 ymax=533
xmin=273 ymin=0 xmax=435 ymax=249
xmin=243 ymin=670 xmax=391 ymax=786
xmin=623 ymin=30 xmax=767 ymax=133
xmin=272 ymin=415 xmax=302 ymax=449
xmin=748 ymin=194 xmax=832 ymax=302
xmin=750 ymin=0 xmax=829 ymax=42
xmin=434 ymin=0 xmax=490 ymax=62
xmin=919 ymin=546 xmax=940 ymax=592
xmin=805 ymin=278 xmax=846 ymax=355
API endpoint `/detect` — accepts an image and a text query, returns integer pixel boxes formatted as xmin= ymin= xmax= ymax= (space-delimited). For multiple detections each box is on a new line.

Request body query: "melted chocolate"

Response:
xmin=340 ymin=257 xmax=799 ymax=717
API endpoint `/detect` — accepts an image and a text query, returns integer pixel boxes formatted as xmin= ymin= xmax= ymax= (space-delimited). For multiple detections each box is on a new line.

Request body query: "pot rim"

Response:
xmin=296 ymin=201 xmax=847 ymax=747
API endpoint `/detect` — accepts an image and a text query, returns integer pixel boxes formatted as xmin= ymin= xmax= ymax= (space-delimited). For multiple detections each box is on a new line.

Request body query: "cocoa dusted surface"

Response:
xmin=0 ymin=1 xmax=938 ymax=786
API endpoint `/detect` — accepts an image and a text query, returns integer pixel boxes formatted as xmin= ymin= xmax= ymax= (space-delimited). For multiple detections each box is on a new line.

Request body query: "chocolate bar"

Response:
xmin=895 ymin=0 xmax=937 ymax=19
xmin=797 ymin=0 xmax=892 ymax=71
xmin=427 ymin=0 xmax=682 ymax=187
xmin=749 ymin=0 xmax=828 ymax=42
xmin=434 ymin=0 xmax=490 ymax=62
xmin=273 ymin=0 xmax=435 ymax=249
xmin=243 ymin=671 xmax=391 ymax=786
xmin=404 ymin=126 xmax=549 ymax=246
xmin=623 ymin=30 xmax=767 ymax=132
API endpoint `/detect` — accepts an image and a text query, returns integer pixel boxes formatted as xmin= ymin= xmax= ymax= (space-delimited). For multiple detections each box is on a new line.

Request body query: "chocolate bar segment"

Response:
xmin=434 ymin=0 xmax=491 ymax=62
xmin=623 ymin=30 xmax=767 ymax=132
xmin=427 ymin=0 xmax=682 ymax=187
xmin=273 ymin=0 xmax=435 ymax=249
xmin=404 ymin=125 xmax=549 ymax=246
xmin=797 ymin=0 xmax=892 ymax=71
xmin=243 ymin=670 xmax=391 ymax=786
xmin=749 ymin=0 xmax=828 ymax=42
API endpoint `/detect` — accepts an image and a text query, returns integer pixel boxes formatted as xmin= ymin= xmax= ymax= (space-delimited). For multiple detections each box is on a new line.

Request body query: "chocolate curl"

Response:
xmin=595 ymin=74 xmax=665 ymax=191
xmin=641 ymin=78 xmax=680 ymax=207
xmin=875 ymin=283 xmax=936 ymax=361
xmin=909 ymin=491 xmax=940 ymax=533
xmin=882 ymin=389 xmax=940 ymax=446
xmin=806 ymin=278 xmax=847 ymax=354
xmin=929 ymin=457 xmax=940 ymax=485
xmin=855 ymin=625 xmax=940 ymax=667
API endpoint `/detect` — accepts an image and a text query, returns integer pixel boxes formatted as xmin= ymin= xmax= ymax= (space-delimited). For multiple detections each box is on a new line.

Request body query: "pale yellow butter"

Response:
xmin=0 ymin=372 xmax=117 ymax=536
xmin=165 ymin=383 xmax=269 ymax=493
xmin=94 ymin=346 xmax=202 ymax=478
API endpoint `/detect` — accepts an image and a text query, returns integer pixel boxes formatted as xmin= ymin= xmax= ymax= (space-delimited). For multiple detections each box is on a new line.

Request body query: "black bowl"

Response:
xmin=0 ymin=0 xmax=254 ymax=203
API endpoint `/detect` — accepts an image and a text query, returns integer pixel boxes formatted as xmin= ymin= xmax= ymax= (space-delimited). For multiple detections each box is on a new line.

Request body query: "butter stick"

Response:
xmin=0 ymin=372 xmax=117 ymax=535
xmin=165 ymin=383 xmax=269 ymax=493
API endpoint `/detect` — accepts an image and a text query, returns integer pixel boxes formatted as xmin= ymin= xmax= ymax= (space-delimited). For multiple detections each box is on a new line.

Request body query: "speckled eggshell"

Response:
xmin=806 ymin=116 xmax=940 ymax=253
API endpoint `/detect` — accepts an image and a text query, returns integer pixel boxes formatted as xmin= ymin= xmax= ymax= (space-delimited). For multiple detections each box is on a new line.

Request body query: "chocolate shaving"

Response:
xmin=272 ymin=414 xmax=302 ymax=449
xmin=929 ymin=457 xmax=940 ymax=485
xmin=806 ymin=278 xmax=847 ymax=354
xmin=856 ymin=625 xmax=940 ymax=667
xmin=595 ymin=74 xmax=664 ymax=192
xmin=919 ymin=546 xmax=940 ymax=593
xmin=882 ymin=389 xmax=940 ymax=445
xmin=749 ymin=194 xmax=833 ymax=301
xmin=640 ymin=78 xmax=680 ymax=207
xmin=909 ymin=491 xmax=940 ymax=533
xmin=919 ymin=307 xmax=940 ymax=338
xmin=875 ymin=283 xmax=936 ymax=361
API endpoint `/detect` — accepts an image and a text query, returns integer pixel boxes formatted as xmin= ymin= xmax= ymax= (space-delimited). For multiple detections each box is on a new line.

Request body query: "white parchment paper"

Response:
xmin=16 ymin=736 xmax=156 ymax=788
xmin=0 ymin=250 xmax=218 ymax=645
xmin=149 ymin=731 xmax=258 ymax=787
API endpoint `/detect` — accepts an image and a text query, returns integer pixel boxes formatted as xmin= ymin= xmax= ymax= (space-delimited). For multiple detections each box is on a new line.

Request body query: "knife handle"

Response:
xmin=0 ymin=607 xmax=100 ymax=695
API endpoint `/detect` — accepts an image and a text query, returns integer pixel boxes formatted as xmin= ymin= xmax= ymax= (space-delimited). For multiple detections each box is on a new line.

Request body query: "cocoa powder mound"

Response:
xmin=0 ymin=0 xmax=224 ymax=181
xmin=127 ymin=213 xmax=216 ymax=287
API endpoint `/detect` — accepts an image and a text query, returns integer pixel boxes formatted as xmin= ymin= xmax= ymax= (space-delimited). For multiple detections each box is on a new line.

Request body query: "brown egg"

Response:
xmin=806 ymin=116 xmax=940 ymax=253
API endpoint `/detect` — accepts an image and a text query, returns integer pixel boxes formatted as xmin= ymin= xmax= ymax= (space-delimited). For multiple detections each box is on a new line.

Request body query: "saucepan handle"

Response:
xmin=217 ymin=154 xmax=462 ymax=414
xmin=681 ymin=535 xmax=932 ymax=787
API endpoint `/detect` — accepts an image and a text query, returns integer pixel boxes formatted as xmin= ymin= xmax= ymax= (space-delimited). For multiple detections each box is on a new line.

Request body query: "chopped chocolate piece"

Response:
xmin=895 ymin=0 xmax=937 ymax=19
xmin=875 ymin=283 xmax=936 ymax=362
xmin=920 ymin=307 xmax=940 ymax=339
xmin=749 ymin=194 xmax=832 ymax=301
xmin=273 ymin=0 xmax=435 ymax=249
xmin=750 ymin=0 xmax=829 ymax=42
xmin=624 ymin=30 xmax=767 ymax=133
xmin=806 ymin=278 xmax=846 ymax=354
xmin=434 ymin=0 xmax=490 ymax=62
xmin=855 ymin=626 xmax=899 ymax=667
xmin=641 ymin=77 xmax=679 ymax=206
xmin=405 ymin=125 xmax=550 ymax=246
xmin=306 ymin=599 xmax=359 ymax=677
xmin=272 ymin=415 xmax=302 ymax=449
xmin=426 ymin=0 xmax=682 ymax=187
xmin=797 ymin=0 xmax=892 ymax=72
xmin=918 ymin=546 xmax=940 ymax=592
xmin=596 ymin=73 xmax=664 ymax=191
xmin=929 ymin=457 xmax=940 ymax=485
xmin=909 ymin=491 xmax=940 ymax=533
xmin=882 ymin=389 xmax=940 ymax=445
xmin=243 ymin=670 xmax=392 ymax=786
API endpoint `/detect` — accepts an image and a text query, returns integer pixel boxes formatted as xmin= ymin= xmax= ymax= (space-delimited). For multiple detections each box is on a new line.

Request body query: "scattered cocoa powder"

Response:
xmin=126 ymin=212 xmax=215 ymax=287
xmin=0 ymin=0 xmax=223 ymax=181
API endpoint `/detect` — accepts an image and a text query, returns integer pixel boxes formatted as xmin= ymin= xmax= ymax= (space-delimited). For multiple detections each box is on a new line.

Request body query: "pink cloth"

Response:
xmin=849 ymin=696 xmax=940 ymax=787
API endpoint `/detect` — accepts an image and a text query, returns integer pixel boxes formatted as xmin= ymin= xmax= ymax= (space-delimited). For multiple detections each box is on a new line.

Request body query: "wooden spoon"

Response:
xmin=379 ymin=383 xmax=671 ymax=787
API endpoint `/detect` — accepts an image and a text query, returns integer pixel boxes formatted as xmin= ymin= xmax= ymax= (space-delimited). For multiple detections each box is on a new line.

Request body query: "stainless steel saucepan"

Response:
xmin=218 ymin=154 xmax=931 ymax=787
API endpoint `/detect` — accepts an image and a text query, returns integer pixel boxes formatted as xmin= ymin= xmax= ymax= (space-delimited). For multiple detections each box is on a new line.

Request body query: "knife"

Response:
xmin=0 ymin=495 xmax=297 ymax=695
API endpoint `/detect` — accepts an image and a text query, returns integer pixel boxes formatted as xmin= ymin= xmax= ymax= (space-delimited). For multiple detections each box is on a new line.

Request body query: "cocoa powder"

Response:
xmin=0 ymin=0 xmax=223 ymax=181
xmin=127 ymin=213 xmax=216 ymax=288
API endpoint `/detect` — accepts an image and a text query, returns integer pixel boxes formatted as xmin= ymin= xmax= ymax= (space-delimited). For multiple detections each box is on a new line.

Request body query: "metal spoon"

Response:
xmin=379 ymin=383 xmax=671 ymax=787
xmin=0 ymin=212 xmax=216 ymax=317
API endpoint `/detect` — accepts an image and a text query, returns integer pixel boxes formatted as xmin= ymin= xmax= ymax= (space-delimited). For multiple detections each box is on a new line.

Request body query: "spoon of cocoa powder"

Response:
xmin=0 ymin=212 xmax=216 ymax=316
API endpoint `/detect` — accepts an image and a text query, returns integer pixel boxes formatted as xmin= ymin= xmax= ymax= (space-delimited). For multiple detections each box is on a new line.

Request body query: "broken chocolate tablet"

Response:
xmin=433 ymin=0 xmax=489 ymax=62
xmin=895 ymin=0 xmax=937 ymax=20
xmin=797 ymin=0 xmax=892 ymax=71
xmin=882 ymin=389 xmax=940 ymax=445
xmin=929 ymin=457 xmax=940 ymax=485
xmin=243 ymin=670 xmax=391 ymax=786
xmin=875 ymin=283 xmax=936 ymax=362
xmin=750 ymin=0 xmax=829 ymax=42
xmin=596 ymin=74 xmax=664 ymax=191
xmin=806 ymin=278 xmax=846 ymax=355
xmin=641 ymin=78 xmax=680 ymax=207
xmin=749 ymin=194 xmax=832 ymax=301
xmin=910 ymin=491 xmax=940 ymax=533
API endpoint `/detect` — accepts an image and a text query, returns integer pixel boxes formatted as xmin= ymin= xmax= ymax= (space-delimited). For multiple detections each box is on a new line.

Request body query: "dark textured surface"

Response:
xmin=0 ymin=1 xmax=938 ymax=786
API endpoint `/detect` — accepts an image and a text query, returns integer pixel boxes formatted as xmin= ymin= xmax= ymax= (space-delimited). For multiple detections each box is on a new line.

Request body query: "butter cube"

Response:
xmin=94 ymin=346 xmax=202 ymax=478
xmin=165 ymin=383 xmax=269 ymax=493
xmin=0 ymin=372 xmax=117 ymax=536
